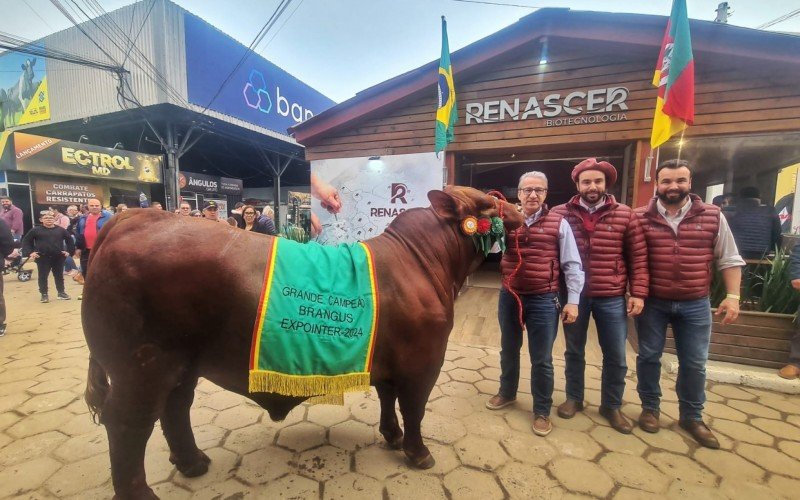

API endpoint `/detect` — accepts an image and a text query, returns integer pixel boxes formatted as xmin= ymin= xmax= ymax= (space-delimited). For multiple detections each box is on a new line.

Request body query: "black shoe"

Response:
xmin=40 ymin=294 xmax=49 ymax=303
xmin=0 ymin=324 xmax=6 ymax=337
xmin=57 ymin=292 xmax=70 ymax=300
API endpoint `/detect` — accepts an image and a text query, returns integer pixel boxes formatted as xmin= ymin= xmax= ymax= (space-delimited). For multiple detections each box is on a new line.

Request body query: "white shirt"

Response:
xmin=525 ymin=209 xmax=585 ymax=304
xmin=655 ymin=199 xmax=745 ymax=270
xmin=578 ymin=196 xmax=607 ymax=214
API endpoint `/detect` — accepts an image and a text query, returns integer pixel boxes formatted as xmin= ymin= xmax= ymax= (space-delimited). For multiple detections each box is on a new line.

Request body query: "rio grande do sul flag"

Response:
xmin=651 ymin=0 xmax=695 ymax=149
xmin=435 ymin=16 xmax=457 ymax=156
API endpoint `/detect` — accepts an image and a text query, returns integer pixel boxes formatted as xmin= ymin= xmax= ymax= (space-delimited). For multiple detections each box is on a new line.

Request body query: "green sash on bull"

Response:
xmin=249 ymin=238 xmax=379 ymax=398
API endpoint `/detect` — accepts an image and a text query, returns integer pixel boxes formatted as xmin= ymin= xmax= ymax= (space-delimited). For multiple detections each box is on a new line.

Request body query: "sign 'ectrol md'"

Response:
xmin=465 ymin=86 xmax=629 ymax=127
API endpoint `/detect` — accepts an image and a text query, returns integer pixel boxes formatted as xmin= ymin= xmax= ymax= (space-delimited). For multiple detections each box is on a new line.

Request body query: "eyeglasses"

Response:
xmin=518 ymin=187 xmax=548 ymax=197
xmin=192 ymin=214 xmax=203 ymax=217
xmin=243 ymin=211 xmax=256 ymax=215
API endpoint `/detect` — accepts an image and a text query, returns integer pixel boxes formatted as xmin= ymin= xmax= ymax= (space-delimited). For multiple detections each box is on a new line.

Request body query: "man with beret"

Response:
xmin=551 ymin=158 xmax=649 ymax=434
xmin=634 ymin=159 xmax=743 ymax=448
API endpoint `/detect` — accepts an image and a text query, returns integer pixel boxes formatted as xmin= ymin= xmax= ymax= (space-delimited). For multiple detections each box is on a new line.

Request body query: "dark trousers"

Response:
xmin=80 ymin=249 xmax=91 ymax=278
xmin=498 ymin=289 xmax=560 ymax=416
xmin=563 ymin=295 xmax=628 ymax=409
xmin=635 ymin=297 xmax=712 ymax=421
xmin=0 ymin=272 xmax=5 ymax=325
xmin=36 ymin=254 xmax=66 ymax=295
xmin=790 ymin=310 xmax=800 ymax=368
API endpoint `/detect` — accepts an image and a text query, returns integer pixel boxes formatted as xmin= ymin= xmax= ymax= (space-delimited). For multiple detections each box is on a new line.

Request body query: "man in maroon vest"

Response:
xmin=552 ymin=159 xmax=649 ymax=434
xmin=634 ymin=159 xmax=743 ymax=449
xmin=486 ymin=171 xmax=584 ymax=437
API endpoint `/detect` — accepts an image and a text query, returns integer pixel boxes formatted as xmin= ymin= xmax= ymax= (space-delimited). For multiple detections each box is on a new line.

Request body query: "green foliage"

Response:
xmin=711 ymin=246 xmax=800 ymax=314
xmin=281 ymin=224 xmax=309 ymax=243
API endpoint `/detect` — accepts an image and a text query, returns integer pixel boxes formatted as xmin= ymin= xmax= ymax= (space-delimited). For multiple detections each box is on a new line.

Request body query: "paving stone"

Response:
xmin=737 ymin=443 xmax=800 ymax=478
xmin=35 ymin=367 xmax=82 ymax=382
xmin=0 ymin=430 xmax=67 ymax=467
xmin=708 ymin=384 xmax=756 ymax=400
xmin=553 ymin=411 xmax=595 ymax=432
xmin=665 ymin=482 xmax=727 ymax=500
xmin=454 ymin=434 xmax=509 ymax=471
xmin=757 ymin=396 xmax=800 ymax=414
xmin=0 ymin=378 xmax=37 ymax=397
xmin=258 ymin=473 xmax=318 ymax=499
xmin=500 ymin=432 xmax=558 ymax=466
xmin=329 ymin=419 xmax=376 ymax=451
xmin=0 ymin=457 xmax=62 ymax=497
xmin=143 ymin=449 xmax=175 ymax=485
xmin=190 ymin=478 xmax=257 ymax=500
xmin=421 ymin=411 xmax=467 ymax=444
xmin=386 ymin=472 xmax=447 ymax=499
xmin=171 ymin=447 xmax=238 ymax=491
xmin=354 ymin=445 xmax=406 ymax=480
xmin=3 ymin=356 xmax=49 ymax=369
xmin=751 ymin=417 xmax=800 ymax=441
xmin=422 ymin=442 xmax=461 ymax=476
xmin=6 ymin=409 xmax=73 ymax=438
xmin=546 ymin=428 xmax=603 ymax=460
xmin=614 ymin=487 xmax=668 ymax=500
xmin=440 ymin=380 xmax=480 ymax=398
xmin=27 ymin=377 xmax=83 ymax=395
xmin=223 ymin=423 xmax=277 ymax=455
xmin=17 ymin=391 xmax=79 ymax=415
xmin=324 ymin=472 xmax=383 ymax=500
xmin=44 ymin=453 xmax=109 ymax=497
xmin=235 ymin=447 xmax=293 ymax=485
xmin=703 ymin=401 xmax=748 ymax=422
xmin=778 ymin=440 xmax=800 ymax=460
xmin=452 ymin=355 xmax=485 ymax=370
xmin=768 ymin=475 xmax=800 ymax=499
xmin=480 ymin=366 xmax=501 ymax=381
xmin=449 ymin=367 xmax=483 ymax=384
xmin=646 ymin=451 xmax=716 ymax=486
xmin=0 ymin=392 xmax=30 ymax=414
xmin=195 ymin=391 xmax=246 ymax=411
xmin=590 ymin=426 xmax=648 ymax=455
xmin=727 ymin=399 xmax=782 ymax=419
xmin=712 ymin=419 xmax=774 ymax=446
xmin=0 ymin=412 xmax=21 ymax=432
xmin=189 ymin=407 xmax=217 ymax=427
xmin=213 ymin=404 xmax=263 ymax=430
xmin=428 ymin=395 xmax=476 ymax=418
xmin=719 ymin=478 xmax=782 ymax=499
xmin=498 ymin=462 xmax=561 ymax=499
xmin=295 ymin=445 xmax=350 ymax=481
xmin=60 ymin=413 xmax=101 ymax=437
xmin=461 ymin=410 xmax=513 ymax=441
xmin=548 ymin=457 xmax=614 ymax=497
xmin=428 ymin=385 xmax=444 ymax=401
xmin=694 ymin=448 xmax=765 ymax=482
xmin=788 ymin=415 xmax=800 ymax=429
xmin=599 ymin=452 xmax=670 ymax=493
xmin=192 ymin=423 xmax=226 ymax=449
xmin=443 ymin=467 xmax=504 ymax=500
xmin=276 ymin=421 xmax=326 ymax=452
xmin=305 ymin=402 xmax=351 ymax=428
xmin=53 ymin=426 xmax=108 ymax=461
xmin=349 ymin=396 xmax=381 ymax=425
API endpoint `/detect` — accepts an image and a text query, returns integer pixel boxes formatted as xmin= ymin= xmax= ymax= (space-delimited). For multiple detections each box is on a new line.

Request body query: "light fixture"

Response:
xmin=78 ymin=135 xmax=89 ymax=143
xmin=539 ymin=36 xmax=549 ymax=65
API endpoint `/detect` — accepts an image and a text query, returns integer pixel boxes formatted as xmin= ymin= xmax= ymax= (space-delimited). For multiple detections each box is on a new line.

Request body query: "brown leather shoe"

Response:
xmin=599 ymin=406 xmax=633 ymax=434
xmin=485 ymin=394 xmax=516 ymax=410
xmin=73 ymin=272 xmax=84 ymax=285
xmin=680 ymin=420 xmax=720 ymax=449
xmin=778 ymin=364 xmax=800 ymax=380
xmin=557 ymin=399 xmax=584 ymax=419
xmin=638 ymin=409 xmax=660 ymax=433
xmin=532 ymin=414 xmax=553 ymax=436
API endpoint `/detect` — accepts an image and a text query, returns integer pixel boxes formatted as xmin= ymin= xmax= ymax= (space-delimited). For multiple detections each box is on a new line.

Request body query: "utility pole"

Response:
xmin=715 ymin=2 xmax=731 ymax=23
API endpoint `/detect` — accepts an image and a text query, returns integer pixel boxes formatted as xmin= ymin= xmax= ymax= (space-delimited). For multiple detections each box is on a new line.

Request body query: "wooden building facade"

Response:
xmin=292 ymin=8 xmax=800 ymax=213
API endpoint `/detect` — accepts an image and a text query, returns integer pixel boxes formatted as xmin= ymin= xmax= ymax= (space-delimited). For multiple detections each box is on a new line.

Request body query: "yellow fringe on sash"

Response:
xmin=249 ymin=370 xmax=371 ymax=399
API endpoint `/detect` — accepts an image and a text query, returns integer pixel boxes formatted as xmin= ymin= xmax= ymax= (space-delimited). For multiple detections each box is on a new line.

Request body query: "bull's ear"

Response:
xmin=428 ymin=190 xmax=465 ymax=221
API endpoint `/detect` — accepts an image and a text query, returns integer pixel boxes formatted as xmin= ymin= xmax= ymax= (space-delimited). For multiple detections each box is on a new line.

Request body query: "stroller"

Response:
xmin=3 ymin=253 xmax=34 ymax=282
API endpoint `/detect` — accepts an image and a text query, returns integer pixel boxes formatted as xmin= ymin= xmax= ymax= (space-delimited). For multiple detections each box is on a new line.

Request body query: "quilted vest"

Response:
xmin=634 ymin=195 xmax=720 ymax=300
xmin=500 ymin=207 xmax=563 ymax=295
xmin=552 ymin=195 xmax=649 ymax=298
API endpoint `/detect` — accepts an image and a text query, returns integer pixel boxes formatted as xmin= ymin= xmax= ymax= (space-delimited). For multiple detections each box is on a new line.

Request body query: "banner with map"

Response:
xmin=310 ymin=152 xmax=443 ymax=245
xmin=0 ymin=50 xmax=50 ymax=131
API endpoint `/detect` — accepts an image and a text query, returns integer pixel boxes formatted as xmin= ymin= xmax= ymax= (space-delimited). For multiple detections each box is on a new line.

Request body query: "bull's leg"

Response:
xmin=160 ymin=369 xmax=210 ymax=477
xmin=375 ymin=381 xmax=403 ymax=449
xmin=397 ymin=375 xmax=437 ymax=469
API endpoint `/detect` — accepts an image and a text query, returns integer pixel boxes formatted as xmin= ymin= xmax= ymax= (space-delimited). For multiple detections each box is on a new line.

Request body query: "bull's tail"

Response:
xmin=85 ymin=357 xmax=109 ymax=424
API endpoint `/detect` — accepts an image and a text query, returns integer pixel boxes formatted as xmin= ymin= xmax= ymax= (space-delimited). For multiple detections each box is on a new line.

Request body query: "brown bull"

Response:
xmin=82 ymin=186 xmax=523 ymax=499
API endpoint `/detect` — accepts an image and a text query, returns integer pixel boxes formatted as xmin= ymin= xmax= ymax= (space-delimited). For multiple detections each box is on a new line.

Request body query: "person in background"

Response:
xmin=189 ymin=209 xmax=203 ymax=218
xmin=49 ymin=206 xmax=70 ymax=229
xmin=228 ymin=202 xmax=245 ymax=227
xmin=634 ymin=159 xmax=744 ymax=449
xmin=178 ymin=202 xmax=192 ymax=216
xmin=779 ymin=243 xmax=800 ymax=379
xmin=728 ymin=186 xmax=781 ymax=260
xmin=202 ymin=201 xmax=224 ymax=222
xmin=0 ymin=219 xmax=15 ymax=336
xmin=240 ymin=205 xmax=276 ymax=235
xmin=21 ymin=210 xmax=76 ymax=303
xmin=116 ymin=203 xmax=129 ymax=214
xmin=49 ymin=206 xmax=79 ymax=277
xmin=75 ymin=198 xmax=113 ymax=279
xmin=0 ymin=196 xmax=24 ymax=241
xmin=151 ymin=201 xmax=163 ymax=210
xmin=486 ymin=171 xmax=584 ymax=437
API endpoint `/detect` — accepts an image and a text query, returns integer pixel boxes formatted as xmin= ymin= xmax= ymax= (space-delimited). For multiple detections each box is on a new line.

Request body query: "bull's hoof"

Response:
xmin=386 ymin=434 xmax=403 ymax=450
xmin=405 ymin=452 xmax=436 ymax=469
xmin=112 ymin=487 xmax=159 ymax=500
xmin=170 ymin=450 xmax=211 ymax=477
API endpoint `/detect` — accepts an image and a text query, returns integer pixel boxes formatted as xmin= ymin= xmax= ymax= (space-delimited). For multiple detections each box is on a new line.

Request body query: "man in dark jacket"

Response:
xmin=728 ymin=186 xmax=781 ymax=259
xmin=552 ymin=159 xmax=649 ymax=434
xmin=634 ymin=159 xmax=744 ymax=449
xmin=22 ymin=210 xmax=76 ymax=303
xmin=0 ymin=219 xmax=15 ymax=336
xmin=779 ymin=243 xmax=800 ymax=379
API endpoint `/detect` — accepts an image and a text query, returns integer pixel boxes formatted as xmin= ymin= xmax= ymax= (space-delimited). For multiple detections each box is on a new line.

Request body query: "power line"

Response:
xmin=48 ymin=0 xmax=119 ymax=64
xmin=451 ymin=0 xmax=541 ymax=8
xmin=23 ymin=0 xmax=57 ymax=32
xmin=757 ymin=8 xmax=800 ymax=29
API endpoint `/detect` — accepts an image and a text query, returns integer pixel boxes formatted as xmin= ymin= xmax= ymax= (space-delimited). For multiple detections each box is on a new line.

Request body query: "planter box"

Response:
xmin=665 ymin=310 xmax=795 ymax=369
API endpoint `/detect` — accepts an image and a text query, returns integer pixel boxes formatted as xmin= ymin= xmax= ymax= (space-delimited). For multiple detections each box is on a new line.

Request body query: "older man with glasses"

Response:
xmin=486 ymin=171 xmax=584 ymax=437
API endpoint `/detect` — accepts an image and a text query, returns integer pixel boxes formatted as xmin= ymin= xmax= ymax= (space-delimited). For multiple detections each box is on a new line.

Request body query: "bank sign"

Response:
xmin=11 ymin=132 xmax=163 ymax=183
xmin=465 ymin=86 xmax=629 ymax=127
xmin=184 ymin=13 xmax=335 ymax=135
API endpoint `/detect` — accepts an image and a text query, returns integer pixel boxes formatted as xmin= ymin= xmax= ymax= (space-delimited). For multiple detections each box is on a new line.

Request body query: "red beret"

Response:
xmin=571 ymin=158 xmax=617 ymax=187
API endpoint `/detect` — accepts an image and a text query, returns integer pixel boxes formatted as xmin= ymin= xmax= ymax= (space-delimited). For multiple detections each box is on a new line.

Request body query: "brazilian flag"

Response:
xmin=435 ymin=16 xmax=457 ymax=156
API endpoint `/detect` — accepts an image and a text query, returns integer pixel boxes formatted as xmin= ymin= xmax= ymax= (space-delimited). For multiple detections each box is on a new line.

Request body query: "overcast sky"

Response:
xmin=2 ymin=0 xmax=799 ymax=102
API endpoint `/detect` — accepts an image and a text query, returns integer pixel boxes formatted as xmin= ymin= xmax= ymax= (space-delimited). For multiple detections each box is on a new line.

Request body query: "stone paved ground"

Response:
xmin=1 ymin=278 xmax=800 ymax=499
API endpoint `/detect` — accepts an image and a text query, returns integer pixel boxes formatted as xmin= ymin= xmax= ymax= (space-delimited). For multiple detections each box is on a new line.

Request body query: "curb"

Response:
xmin=661 ymin=353 xmax=800 ymax=395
